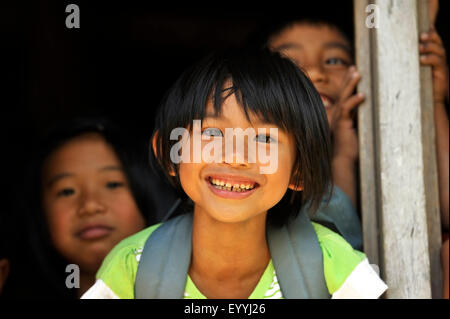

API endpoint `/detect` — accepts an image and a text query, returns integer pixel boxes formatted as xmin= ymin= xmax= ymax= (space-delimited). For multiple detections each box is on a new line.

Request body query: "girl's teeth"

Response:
xmin=210 ymin=178 xmax=255 ymax=191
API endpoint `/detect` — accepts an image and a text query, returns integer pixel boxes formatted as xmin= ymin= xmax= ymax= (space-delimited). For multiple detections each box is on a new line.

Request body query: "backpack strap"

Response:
xmin=135 ymin=213 xmax=193 ymax=299
xmin=135 ymin=211 xmax=329 ymax=299
xmin=267 ymin=210 xmax=330 ymax=298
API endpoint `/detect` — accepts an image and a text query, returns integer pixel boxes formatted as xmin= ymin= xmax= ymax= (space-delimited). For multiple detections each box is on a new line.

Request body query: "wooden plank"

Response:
xmin=371 ymin=0 xmax=432 ymax=298
xmin=416 ymin=0 xmax=442 ymax=299
xmin=353 ymin=0 xmax=380 ymax=267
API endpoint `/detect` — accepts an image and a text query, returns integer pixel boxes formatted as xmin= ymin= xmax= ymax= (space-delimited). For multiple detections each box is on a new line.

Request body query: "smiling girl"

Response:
xmin=4 ymin=118 xmax=178 ymax=299
xmin=83 ymin=49 xmax=386 ymax=299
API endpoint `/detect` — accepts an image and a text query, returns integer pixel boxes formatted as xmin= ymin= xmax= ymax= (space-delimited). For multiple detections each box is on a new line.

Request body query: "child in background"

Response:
xmin=83 ymin=48 xmax=386 ymax=299
xmin=3 ymin=117 xmax=177 ymax=299
xmin=265 ymin=17 xmax=362 ymax=209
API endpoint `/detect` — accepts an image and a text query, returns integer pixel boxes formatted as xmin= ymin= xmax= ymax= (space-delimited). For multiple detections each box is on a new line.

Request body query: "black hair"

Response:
xmin=246 ymin=13 xmax=354 ymax=59
xmin=152 ymin=48 xmax=332 ymax=227
xmin=3 ymin=117 xmax=177 ymax=299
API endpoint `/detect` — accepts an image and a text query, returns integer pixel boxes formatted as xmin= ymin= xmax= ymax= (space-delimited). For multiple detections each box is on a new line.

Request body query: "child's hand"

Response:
xmin=330 ymin=66 xmax=365 ymax=161
xmin=419 ymin=28 xmax=449 ymax=104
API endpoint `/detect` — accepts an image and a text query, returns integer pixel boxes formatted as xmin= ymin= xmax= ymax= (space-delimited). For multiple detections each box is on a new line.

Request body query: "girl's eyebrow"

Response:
xmin=45 ymin=173 xmax=73 ymax=188
xmin=275 ymin=41 xmax=351 ymax=55
xmin=204 ymin=112 xmax=285 ymax=132
xmin=323 ymin=41 xmax=351 ymax=54
xmin=273 ymin=43 xmax=302 ymax=51
xmin=204 ymin=112 xmax=221 ymax=119
xmin=99 ymin=165 xmax=123 ymax=172
xmin=45 ymin=166 xmax=123 ymax=187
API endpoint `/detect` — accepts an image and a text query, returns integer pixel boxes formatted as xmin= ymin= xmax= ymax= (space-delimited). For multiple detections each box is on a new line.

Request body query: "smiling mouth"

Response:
xmin=320 ymin=94 xmax=334 ymax=108
xmin=206 ymin=176 xmax=259 ymax=193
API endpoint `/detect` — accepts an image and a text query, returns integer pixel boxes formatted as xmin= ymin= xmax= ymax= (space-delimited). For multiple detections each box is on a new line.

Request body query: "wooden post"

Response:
xmin=354 ymin=0 xmax=380 ymax=268
xmin=354 ymin=0 xmax=442 ymax=298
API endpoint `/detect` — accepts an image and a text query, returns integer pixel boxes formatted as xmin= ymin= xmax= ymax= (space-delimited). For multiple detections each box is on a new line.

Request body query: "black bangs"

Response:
xmin=152 ymin=47 xmax=332 ymax=226
xmin=158 ymin=48 xmax=325 ymax=133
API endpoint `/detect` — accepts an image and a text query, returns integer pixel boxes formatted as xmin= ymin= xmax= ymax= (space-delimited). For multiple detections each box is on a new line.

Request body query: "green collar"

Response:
xmin=184 ymin=260 xmax=278 ymax=299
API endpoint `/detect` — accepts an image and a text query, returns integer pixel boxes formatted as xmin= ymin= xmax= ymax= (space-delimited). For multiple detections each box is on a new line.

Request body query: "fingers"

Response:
xmin=420 ymin=52 xmax=445 ymax=67
xmin=419 ymin=41 xmax=446 ymax=58
xmin=420 ymin=29 xmax=443 ymax=46
xmin=340 ymin=93 xmax=365 ymax=118
xmin=339 ymin=66 xmax=361 ymax=101
xmin=419 ymin=29 xmax=447 ymax=69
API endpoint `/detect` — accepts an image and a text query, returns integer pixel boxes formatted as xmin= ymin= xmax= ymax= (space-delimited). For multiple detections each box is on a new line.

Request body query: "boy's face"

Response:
xmin=269 ymin=23 xmax=353 ymax=126
xmin=41 ymin=133 xmax=146 ymax=274
xmin=177 ymin=92 xmax=298 ymax=224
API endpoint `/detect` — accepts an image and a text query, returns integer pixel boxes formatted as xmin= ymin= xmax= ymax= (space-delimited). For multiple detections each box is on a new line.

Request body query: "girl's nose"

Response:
xmin=223 ymin=138 xmax=252 ymax=168
xmin=306 ymin=65 xmax=328 ymax=84
xmin=78 ymin=193 xmax=107 ymax=216
xmin=224 ymin=150 xmax=251 ymax=168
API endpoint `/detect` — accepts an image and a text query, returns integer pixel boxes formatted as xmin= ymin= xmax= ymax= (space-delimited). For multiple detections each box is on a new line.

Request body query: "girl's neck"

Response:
xmin=188 ymin=206 xmax=270 ymax=298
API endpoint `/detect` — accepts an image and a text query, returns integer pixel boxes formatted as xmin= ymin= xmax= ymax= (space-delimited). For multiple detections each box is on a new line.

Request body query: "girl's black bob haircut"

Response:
xmin=152 ymin=48 xmax=333 ymax=227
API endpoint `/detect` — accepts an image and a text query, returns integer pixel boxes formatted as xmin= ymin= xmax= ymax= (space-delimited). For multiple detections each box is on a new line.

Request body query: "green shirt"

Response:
xmin=184 ymin=259 xmax=281 ymax=299
xmin=82 ymin=221 xmax=387 ymax=299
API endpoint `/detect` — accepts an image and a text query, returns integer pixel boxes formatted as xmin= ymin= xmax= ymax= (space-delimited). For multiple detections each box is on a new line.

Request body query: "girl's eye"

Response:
xmin=106 ymin=181 xmax=125 ymax=189
xmin=202 ymin=127 xmax=223 ymax=137
xmin=254 ymin=134 xmax=277 ymax=144
xmin=325 ymin=57 xmax=349 ymax=66
xmin=56 ymin=188 xmax=75 ymax=197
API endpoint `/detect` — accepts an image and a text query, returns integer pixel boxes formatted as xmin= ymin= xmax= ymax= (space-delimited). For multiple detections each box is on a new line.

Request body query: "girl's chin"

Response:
xmin=199 ymin=205 xmax=267 ymax=224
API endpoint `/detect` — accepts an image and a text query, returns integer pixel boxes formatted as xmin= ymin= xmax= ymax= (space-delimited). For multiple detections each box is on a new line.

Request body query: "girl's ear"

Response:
xmin=288 ymin=182 xmax=303 ymax=192
xmin=288 ymin=169 xmax=303 ymax=191
xmin=152 ymin=131 xmax=176 ymax=177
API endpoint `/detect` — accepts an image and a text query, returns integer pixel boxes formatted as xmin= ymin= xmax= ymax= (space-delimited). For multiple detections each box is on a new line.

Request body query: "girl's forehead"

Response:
xmin=42 ymin=134 xmax=120 ymax=177
xmin=204 ymin=92 xmax=267 ymax=126
xmin=271 ymin=22 xmax=350 ymax=49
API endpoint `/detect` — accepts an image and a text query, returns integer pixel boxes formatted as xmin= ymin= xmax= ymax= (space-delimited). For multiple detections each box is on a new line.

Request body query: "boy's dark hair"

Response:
xmin=152 ymin=48 xmax=332 ymax=227
xmin=5 ymin=117 xmax=177 ymax=299
xmin=246 ymin=13 xmax=354 ymax=59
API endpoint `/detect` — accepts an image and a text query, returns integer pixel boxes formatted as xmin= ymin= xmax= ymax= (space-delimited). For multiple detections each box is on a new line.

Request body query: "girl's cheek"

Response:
xmin=330 ymin=70 xmax=349 ymax=93
xmin=105 ymin=190 xmax=145 ymax=230
xmin=45 ymin=203 xmax=74 ymax=247
xmin=179 ymin=162 xmax=200 ymax=198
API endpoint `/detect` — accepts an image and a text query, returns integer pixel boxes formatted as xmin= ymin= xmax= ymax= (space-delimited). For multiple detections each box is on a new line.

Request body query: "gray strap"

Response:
xmin=135 ymin=213 xmax=193 ymax=299
xmin=267 ymin=211 xmax=330 ymax=299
